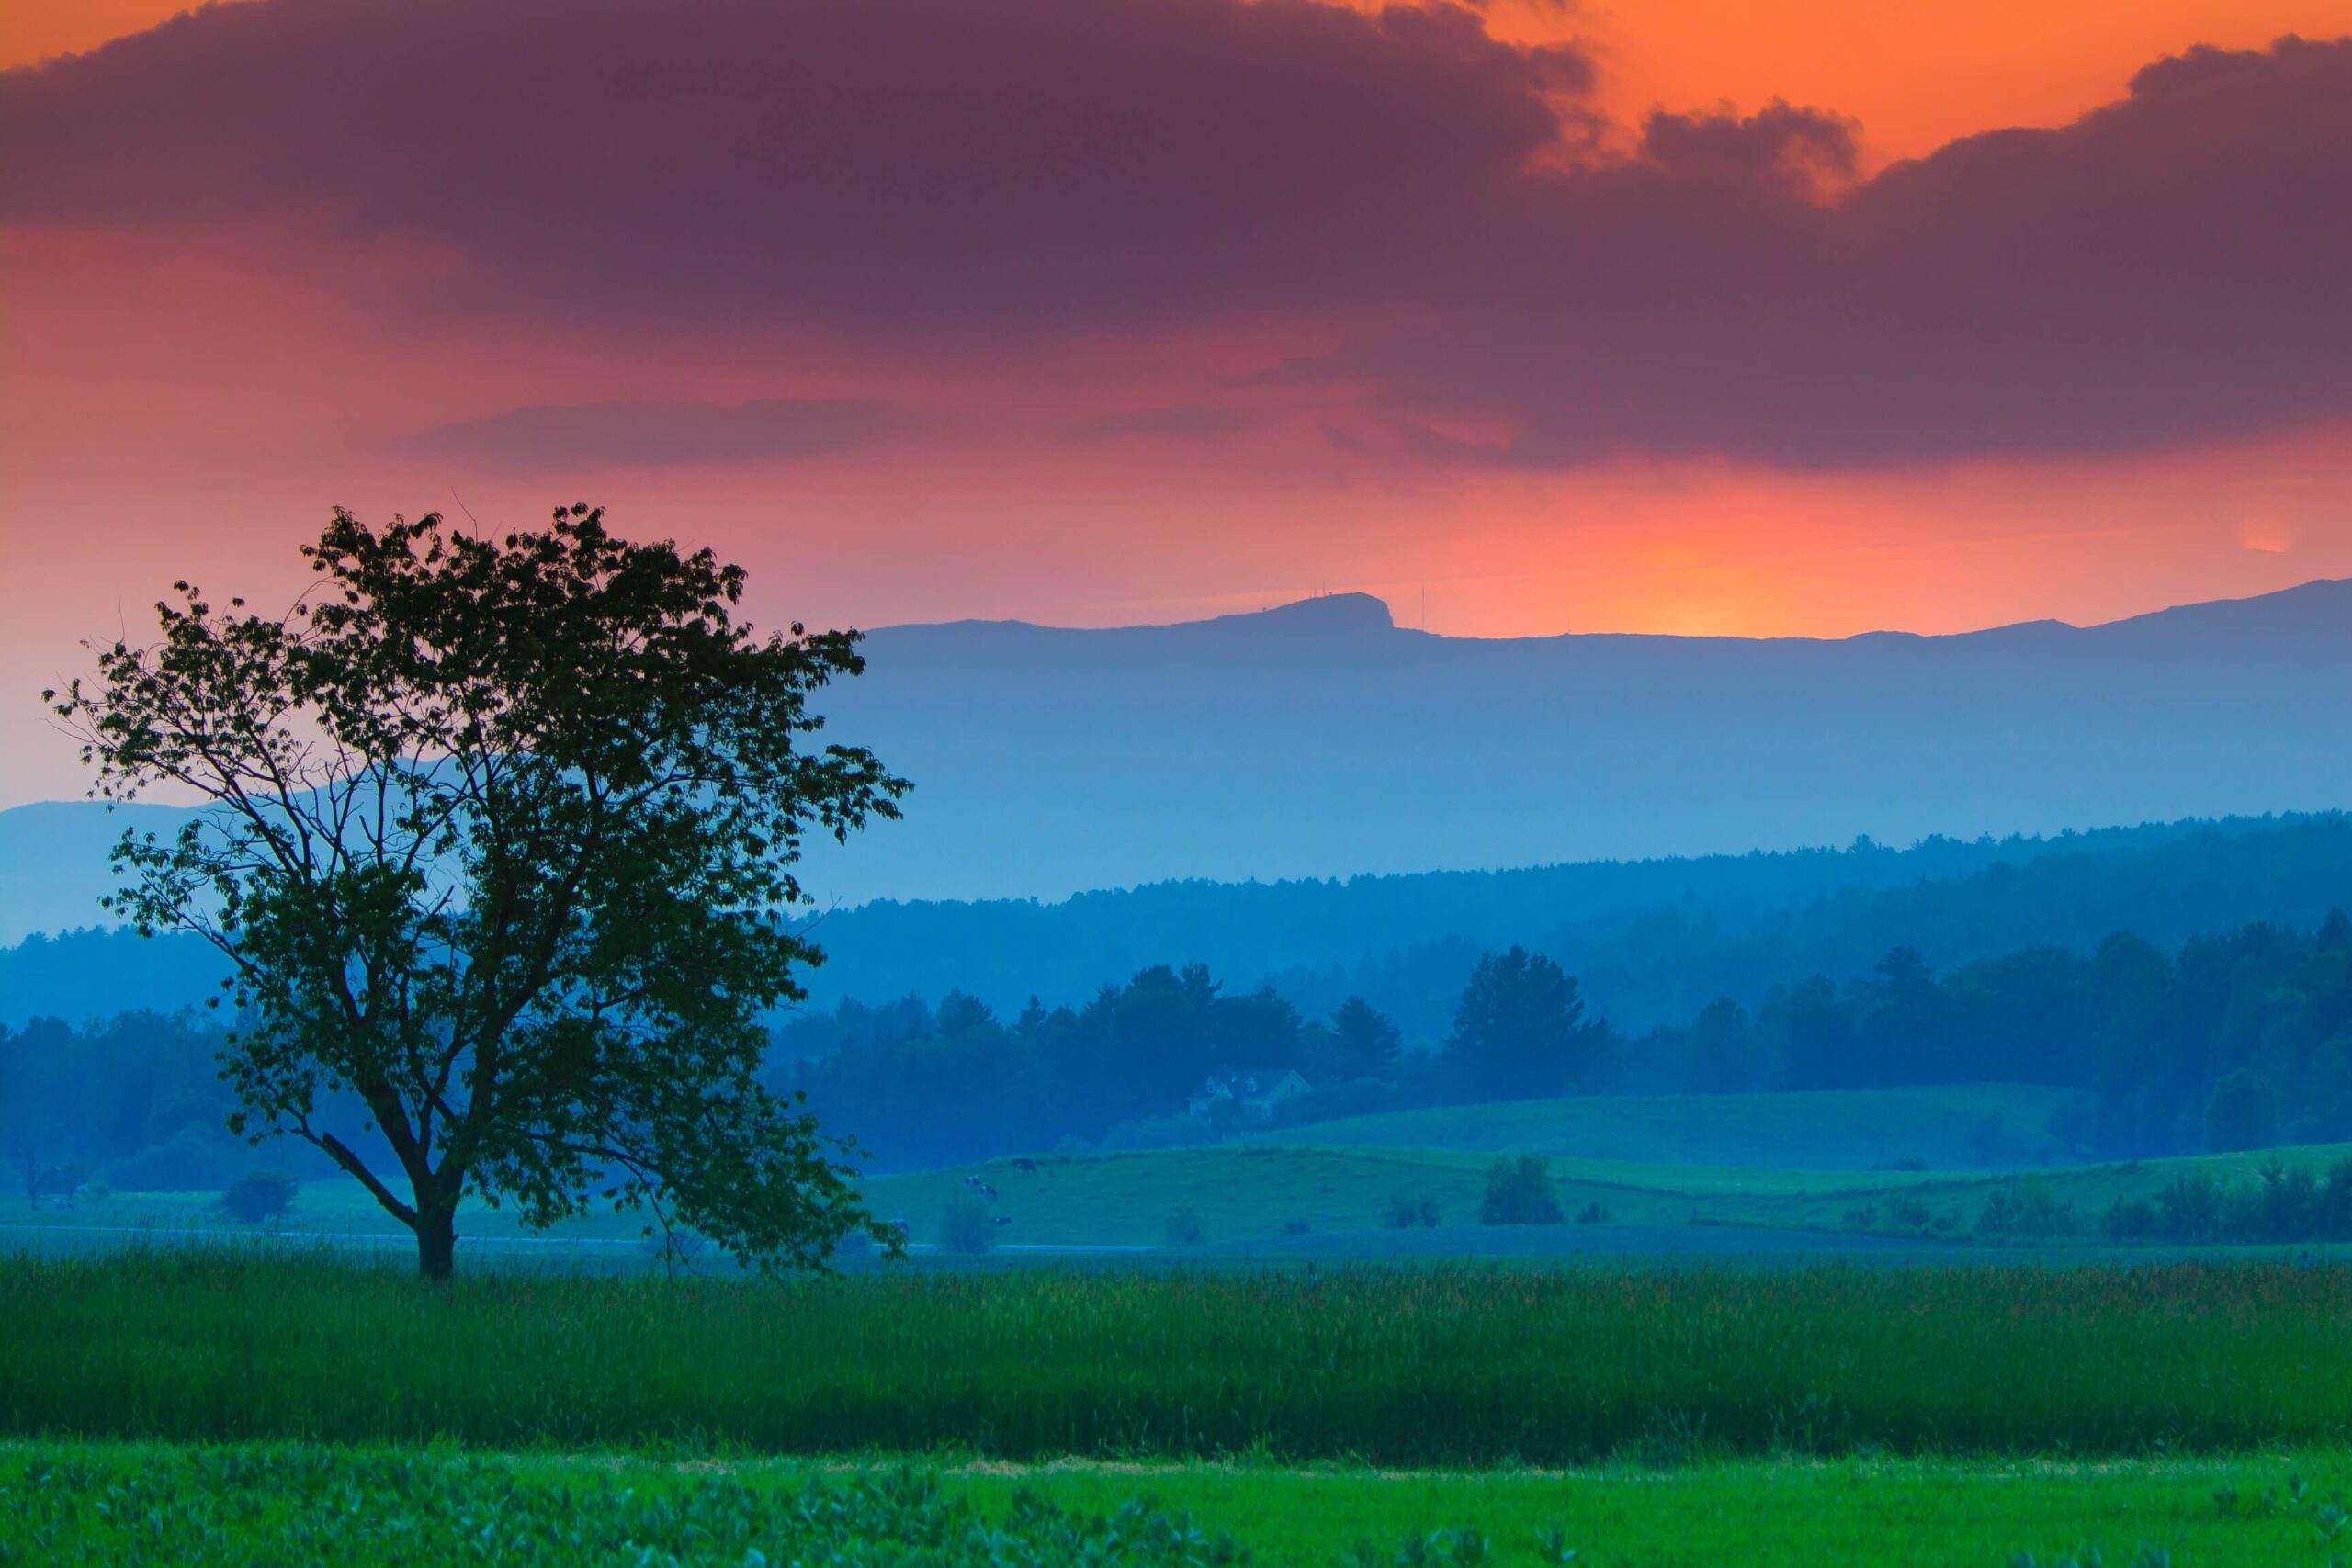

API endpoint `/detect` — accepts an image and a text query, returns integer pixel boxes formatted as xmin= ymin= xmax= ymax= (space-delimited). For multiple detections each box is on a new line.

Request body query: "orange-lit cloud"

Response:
xmin=4 ymin=0 xmax=2351 ymax=811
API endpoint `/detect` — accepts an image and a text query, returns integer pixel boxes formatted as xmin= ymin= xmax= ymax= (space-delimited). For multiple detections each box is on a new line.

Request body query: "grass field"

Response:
xmin=7 ymin=1250 xmax=2351 ymax=1464
xmin=13 ymin=1096 xmax=2352 ymax=1565
xmin=9 ymin=1440 xmax=2352 ymax=1566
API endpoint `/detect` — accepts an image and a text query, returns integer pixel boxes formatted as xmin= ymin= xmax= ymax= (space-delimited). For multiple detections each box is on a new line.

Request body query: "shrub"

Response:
xmin=1976 ymin=1178 xmax=2079 ymax=1238
xmin=936 ymin=1193 xmax=999 ymax=1256
xmin=1883 ymin=1195 xmax=1934 ymax=1234
xmin=2234 ymin=1160 xmax=2319 ymax=1241
xmin=2155 ymin=1170 xmax=2223 ymax=1241
xmin=2103 ymin=1196 xmax=2162 ymax=1241
xmin=1481 ymin=1156 xmax=1564 ymax=1225
xmin=2324 ymin=1158 xmax=2352 ymax=1239
xmin=1575 ymin=1201 xmax=1610 ymax=1224
xmin=1163 ymin=1207 xmax=1206 ymax=1247
xmin=1281 ymin=1217 xmax=1313 ymax=1237
xmin=214 ymin=1169 xmax=300 ymax=1225
xmin=1384 ymin=1195 xmax=1443 ymax=1229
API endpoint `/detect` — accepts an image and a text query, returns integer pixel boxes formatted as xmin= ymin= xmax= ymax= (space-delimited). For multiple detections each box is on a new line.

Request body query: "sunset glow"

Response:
xmin=4 ymin=0 xmax=2349 ymax=805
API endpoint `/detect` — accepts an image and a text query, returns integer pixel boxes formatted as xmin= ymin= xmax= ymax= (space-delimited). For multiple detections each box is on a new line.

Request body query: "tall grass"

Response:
xmin=3 ymin=1249 xmax=2346 ymax=1463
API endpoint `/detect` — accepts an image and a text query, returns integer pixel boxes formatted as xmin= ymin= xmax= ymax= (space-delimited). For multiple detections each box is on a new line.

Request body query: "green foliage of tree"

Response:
xmin=1327 ymin=996 xmax=1403 ymax=1080
xmin=1479 ymin=1154 xmax=1564 ymax=1225
xmin=1975 ymin=1176 xmax=2079 ymax=1237
xmin=47 ymin=506 xmax=907 ymax=1280
xmin=1444 ymin=947 xmax=1611 ymax=1100
xmin=215 ymin=1168 xmax=300 ymax=1225
xmin=0 ymin=1018 xmax=77 ymax=1207
xmin=2103 ymin=1158 xmax=2352 ymax=1244
xmin=1677 ymin=996 xmax=1761 ymax=1093
xmin=2204 ymin=1069 xmax=2282 ymax=1154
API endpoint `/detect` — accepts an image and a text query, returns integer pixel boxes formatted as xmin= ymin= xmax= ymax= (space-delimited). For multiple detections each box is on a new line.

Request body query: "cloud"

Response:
xmin=4 ymin=2 xmax=2348 ymax=468
xmin=1065 ymin=405 xmax=1254 ymax=442
xmin=1317 ymin=37 xmax=2352 ymax=466
xmin=0 ymin=0 xmax=1568 ymax=332
xmin=406 ymin=399 xmax=911 ymax=471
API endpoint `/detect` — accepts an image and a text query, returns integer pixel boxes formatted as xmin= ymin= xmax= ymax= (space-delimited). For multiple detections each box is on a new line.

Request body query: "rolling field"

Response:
xmin=10 ymin=1441 xmax=2352 ymax=1566
xmin=12 ymin=1092 xmax=2352 ymax=1564
xmin=13 ymin=1130 xmax=2352 ymax=1260
xmin=1262 ymin=1084 xmax=2077 ymax=1169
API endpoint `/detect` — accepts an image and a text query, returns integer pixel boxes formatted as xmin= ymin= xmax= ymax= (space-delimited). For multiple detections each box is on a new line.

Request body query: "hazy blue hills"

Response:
xmin=792 ymin=576 xmax=2352 ymax=908
xmin=10 ymin=576 xmax=2352 ymax=939
xmin=10 ymin=809 xmax=2352 ymax=1038
xmin=6 ymin=578 xmax=2352 ymax=1030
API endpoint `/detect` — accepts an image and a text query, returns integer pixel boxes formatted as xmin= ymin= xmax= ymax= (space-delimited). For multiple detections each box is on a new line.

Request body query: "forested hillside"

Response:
xmin=775 ymin=909 xmax=2352 ymax=1169
xmin=806 ymin=812 xmax=2352 ymax=1036
xmin=12 ymin=906 xmax=2352 ymax=1183
xmin=10 ymin=812 xmax=2352 ymax=1038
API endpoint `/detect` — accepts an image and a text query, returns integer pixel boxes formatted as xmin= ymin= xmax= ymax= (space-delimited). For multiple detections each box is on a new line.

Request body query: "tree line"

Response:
xmin=1640 ymin=917 xmax=2352 ymax=1156
xmin=782 ymin=914 xmax=2352 ymax=1168
xmin=778 ymin=947 xmax=1610 ymax=1169
xmin=18 ymin=812 xmax=2352 ymax=1048
xmin=13 ymin=911 xmax=2352 ymax=1186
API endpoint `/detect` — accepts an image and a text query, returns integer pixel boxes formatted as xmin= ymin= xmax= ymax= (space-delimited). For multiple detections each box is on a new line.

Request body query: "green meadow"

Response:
xmin=20 ymin=1080 xmax=2352 ymax=1259
xmin=9 ymin=1441 xmax=2352 ymax=1567
xmin=7 ymin=1250 xmax=2349 ymax=1463
xmin=11 ymin=1088 xmax=2352 ymax=1562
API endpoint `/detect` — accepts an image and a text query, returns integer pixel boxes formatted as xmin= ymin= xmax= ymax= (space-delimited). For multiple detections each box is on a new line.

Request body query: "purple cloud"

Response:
xmin=405 ymin=399 xmax=911 ymax=471
xmin=4 ymin=2 xmax=2347 ymax=467
xmin=1066 ymin=405 xmax=1254 ymax=442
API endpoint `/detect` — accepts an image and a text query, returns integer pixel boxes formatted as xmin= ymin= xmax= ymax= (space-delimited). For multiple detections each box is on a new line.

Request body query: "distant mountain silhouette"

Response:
xmin=784 ymin=576 xmax=2352 ymax=908
xmin=6 ymin=578 xmax=2351 ymax=943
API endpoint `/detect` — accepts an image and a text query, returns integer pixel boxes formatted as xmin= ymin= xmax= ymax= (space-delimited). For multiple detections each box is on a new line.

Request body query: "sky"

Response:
xmin=3 ymin=0 xmax=2350 ymax=807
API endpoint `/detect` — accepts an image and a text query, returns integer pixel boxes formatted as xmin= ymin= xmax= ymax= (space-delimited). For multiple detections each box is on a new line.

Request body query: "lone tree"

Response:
xmin=48 ymin=505 xmax=908 ymax=1280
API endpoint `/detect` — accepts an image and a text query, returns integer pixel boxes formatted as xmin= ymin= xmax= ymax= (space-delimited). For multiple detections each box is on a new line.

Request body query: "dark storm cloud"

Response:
xmin=4 ymin=1 xmax=2348 ymax=467
xmin=0 ymin=0 xmax=1569 ymax=329
xmin=403 ymin=399 xmax=912 ymax=471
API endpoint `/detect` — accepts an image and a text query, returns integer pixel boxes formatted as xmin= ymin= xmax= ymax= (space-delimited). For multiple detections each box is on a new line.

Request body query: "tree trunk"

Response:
xmin=415 ymin=1203 xmax=458 ymax=1283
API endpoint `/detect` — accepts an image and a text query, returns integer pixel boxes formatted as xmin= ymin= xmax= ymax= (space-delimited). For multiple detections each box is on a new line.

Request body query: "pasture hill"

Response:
xmin=16 ymin=1083 xmax=2344 ymax=1258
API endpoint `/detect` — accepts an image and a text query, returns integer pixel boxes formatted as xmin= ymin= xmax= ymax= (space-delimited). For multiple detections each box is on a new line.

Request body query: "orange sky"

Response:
xmin=11 ymin=0 xmax=2349 ymax=160
xmin=3 ymin=0 xmax=2350 ymax=807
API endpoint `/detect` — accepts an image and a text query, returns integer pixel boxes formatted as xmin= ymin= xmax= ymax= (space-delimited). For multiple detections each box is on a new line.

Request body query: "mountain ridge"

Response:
xmin=872 ymin=576 xmax=2352 ymax=647
xmin=5 ymin=575 xmax=2350 ymax=941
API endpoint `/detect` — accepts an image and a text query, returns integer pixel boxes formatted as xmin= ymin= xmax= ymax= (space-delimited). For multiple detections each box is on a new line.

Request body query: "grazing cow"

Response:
xmin=979 ymin=1181 xmax=999 ymax=1199
xmin=1012 ymin=1158 xmax=1038 ymax=1174
xmin=995 ymin=1216 xmax=1012 ymax=1228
